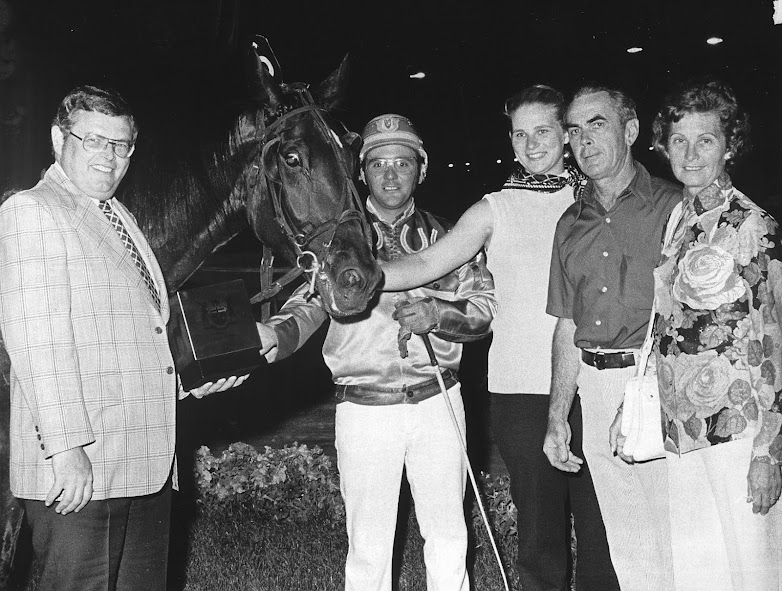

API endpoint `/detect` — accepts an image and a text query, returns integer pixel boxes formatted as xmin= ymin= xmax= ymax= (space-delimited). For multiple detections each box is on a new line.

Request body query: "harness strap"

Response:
xmin=251 ymin=262 xmax=304 ymax=307
xmin=246 ymin=84 xmax=371 ymax=311
xmin=257 ymin=246 xmax=275 ymax=321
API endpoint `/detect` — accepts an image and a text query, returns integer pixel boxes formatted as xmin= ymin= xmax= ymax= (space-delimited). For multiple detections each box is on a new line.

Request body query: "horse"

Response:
xmin=0 ymin=38 xmax=381 ymax=587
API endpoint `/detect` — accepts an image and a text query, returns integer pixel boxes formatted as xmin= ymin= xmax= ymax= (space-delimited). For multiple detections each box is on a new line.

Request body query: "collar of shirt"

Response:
xmin=572 ymin=162 xmax=656 ymax=223
xmin=365 ymin=197 xmax=417 ymax=228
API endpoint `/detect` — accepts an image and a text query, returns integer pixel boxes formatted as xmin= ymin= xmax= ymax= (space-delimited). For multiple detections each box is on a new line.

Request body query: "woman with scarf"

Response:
xmin=382 ymin=85 xmax=619 ymax=591
xmin=615 ymin=78 xmax=782 ymax=590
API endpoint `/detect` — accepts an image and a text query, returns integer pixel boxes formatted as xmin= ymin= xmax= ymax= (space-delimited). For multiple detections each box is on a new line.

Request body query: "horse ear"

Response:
xmin=313 ymin=54 xmax=350 ymax=111
xmin=343 ymin=131 xmax=362 ymax=155
xmin=250 ymin=47 xmax=284 ymax=110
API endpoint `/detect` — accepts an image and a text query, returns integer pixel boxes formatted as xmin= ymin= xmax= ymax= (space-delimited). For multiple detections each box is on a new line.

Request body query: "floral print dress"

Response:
xmin=652 ymin=173 xmax=782 ymax=464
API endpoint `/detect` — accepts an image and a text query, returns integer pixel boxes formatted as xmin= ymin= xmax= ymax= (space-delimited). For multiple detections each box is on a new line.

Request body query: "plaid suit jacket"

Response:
xmin=0 ymin=163 xmax=177 ymax=500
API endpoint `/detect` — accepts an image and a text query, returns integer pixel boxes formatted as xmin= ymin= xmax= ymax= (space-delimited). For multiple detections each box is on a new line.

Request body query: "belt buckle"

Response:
xmin=593 ymin=351 xmax=607 ymax=370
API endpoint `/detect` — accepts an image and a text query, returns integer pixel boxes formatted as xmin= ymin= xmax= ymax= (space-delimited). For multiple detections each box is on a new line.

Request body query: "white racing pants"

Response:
xmin=335 ymin=383 xmax=469 ymax=591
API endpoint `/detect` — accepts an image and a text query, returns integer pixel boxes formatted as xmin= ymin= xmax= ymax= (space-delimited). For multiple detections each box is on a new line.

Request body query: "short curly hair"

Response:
xmin=52 ymin=85 xmax=138 ymax=141
xmin=651 ymin=78 xmax=750 ymax=167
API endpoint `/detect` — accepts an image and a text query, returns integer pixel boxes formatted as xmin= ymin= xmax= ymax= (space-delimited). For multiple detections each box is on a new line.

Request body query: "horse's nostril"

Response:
xmin=338 ymin=268 xmax=363 ymax=290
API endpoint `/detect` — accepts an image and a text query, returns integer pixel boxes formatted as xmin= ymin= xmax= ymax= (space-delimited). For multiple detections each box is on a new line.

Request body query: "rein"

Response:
xmin=246 ymin=85 xmax=369 ymax=314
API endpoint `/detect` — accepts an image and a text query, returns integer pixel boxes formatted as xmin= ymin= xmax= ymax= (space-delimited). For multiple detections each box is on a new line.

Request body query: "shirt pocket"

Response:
xmin=618 ymin=252 xmax=655 ymax=312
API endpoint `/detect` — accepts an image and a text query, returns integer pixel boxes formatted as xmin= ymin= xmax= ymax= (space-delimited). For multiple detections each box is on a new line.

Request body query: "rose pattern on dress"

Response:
xmin=674 ymin=351 xmax=731 ymax=418
xmin=673 ymin=243 xmax=745 ymax=310
xmin=654 ymin=177 xmax=782 ymax=462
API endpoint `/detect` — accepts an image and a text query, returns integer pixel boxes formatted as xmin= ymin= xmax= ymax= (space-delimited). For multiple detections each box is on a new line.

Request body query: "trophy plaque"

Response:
xmin=168 ymin=279 xmax=263 ymax=391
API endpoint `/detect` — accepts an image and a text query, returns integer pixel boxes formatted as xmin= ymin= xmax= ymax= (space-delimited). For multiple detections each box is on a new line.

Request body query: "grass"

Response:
xmin=12 ymin=491 xmax=578 ymax=590
xmin=173 ymin=500 xmax=519 ymax=591
xmin=12 ymin=486 xmax=559 ymax=591
xmin=13 ymin=499 xmax=523 ymax=591
xmin=179 ymin=504 xmax=348 ymax=590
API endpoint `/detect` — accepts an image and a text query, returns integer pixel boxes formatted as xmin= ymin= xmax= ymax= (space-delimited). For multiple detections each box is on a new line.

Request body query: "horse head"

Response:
xmin=234 ymin=49 xmax=381 ymax=317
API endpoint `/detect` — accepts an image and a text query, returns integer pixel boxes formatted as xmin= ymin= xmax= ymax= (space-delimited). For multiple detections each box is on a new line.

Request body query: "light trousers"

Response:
xmin=668 ymin=437 xmax=782 ymax=591
xmin=335 ymin=383 xmax=469 ymax=591
xmin=577 ymin=362 xmax=674 ymax=591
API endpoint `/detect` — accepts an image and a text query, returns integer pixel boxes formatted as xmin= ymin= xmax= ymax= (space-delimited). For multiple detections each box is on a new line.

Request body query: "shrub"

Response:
xmin=473 ymin=472 xmax=517 ymax=541
xmin=193 ymin=442 xmax=518 ymax=540
xmin=193 ymin=442 xmax=345 ymax=523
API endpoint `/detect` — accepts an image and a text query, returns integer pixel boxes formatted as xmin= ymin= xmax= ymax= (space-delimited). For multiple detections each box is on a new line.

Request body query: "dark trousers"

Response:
xmin=23 ymin=480 xmax=172 ymax=591
xmin=491 ymin=394 xmax=619 ymax=591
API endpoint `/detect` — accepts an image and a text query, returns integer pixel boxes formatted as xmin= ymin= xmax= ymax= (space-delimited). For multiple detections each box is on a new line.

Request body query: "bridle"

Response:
xmin=245 ymin=83 xmax=370 ymax=309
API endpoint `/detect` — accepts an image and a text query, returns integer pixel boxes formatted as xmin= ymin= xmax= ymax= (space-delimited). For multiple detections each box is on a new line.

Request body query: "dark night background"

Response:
xmin=1 ymin=0 xmax=781 ymax=478
xmin=0 ymin=0 xmax=780 ymax=462
xmin=1 ymin=0 xmax=781 ymax=219
xmin=0 ymin=1 xmax=780 ymax=586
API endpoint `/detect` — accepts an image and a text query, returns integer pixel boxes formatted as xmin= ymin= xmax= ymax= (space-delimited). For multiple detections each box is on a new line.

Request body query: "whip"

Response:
xmin=420 ymin=334 xmax=510 ymax=591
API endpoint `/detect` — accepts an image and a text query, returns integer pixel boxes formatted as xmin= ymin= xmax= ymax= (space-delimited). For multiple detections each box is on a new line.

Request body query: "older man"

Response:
xmin=543 ymin=86 xmax=681 ymax=590
xmin=258 ymin=114 xmax=496 ymax=591
xmin=0 ymin=85 xmax=240 ymax=591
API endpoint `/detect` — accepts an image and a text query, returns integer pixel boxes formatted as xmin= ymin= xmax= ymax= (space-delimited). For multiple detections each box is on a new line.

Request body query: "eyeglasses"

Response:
xmin=69 ymin=131 xmax=135 ymax=159
xmin=365 ymin=157 xmax=417 ymax=175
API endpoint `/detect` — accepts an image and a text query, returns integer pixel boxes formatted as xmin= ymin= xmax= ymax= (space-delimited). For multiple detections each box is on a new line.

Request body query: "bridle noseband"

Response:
xmin=247 ymin=83 xmax=370 ymax=306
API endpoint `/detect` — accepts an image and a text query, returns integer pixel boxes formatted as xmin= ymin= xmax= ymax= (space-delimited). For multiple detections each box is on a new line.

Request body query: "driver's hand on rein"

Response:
xmin=393 ymin=297 xmax=439 ymax=335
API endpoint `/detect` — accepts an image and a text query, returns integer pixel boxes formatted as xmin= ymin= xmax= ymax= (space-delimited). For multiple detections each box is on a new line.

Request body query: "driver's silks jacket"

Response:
xmin=266 ymin=199 xmax=496 ymax=391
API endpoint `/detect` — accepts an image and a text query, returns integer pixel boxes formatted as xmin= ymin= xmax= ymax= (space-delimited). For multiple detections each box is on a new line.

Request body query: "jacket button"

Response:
xmin=167 ymin=366 xmax=174 ymax=375
xmin=35 ymin=426 xmax=39 ymax=432
xmin=432 ymin=282 xmax=440 ymax=289
xmin=37 ymin=434 xmax=41 ymax=440
xmin=406 ymin=390 xmax=414 ymax=398
xmin=40 ymin=444 xmax=45 ymax=450
xmin=155 ymin=327 xmax=163 ymax=334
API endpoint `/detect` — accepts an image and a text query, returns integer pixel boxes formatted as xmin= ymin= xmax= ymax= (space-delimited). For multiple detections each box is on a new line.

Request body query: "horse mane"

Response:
xmin=115 ymin=51 xmax=262 ymax=243
xmin=118 ymin=124 xmax=242 ymax=241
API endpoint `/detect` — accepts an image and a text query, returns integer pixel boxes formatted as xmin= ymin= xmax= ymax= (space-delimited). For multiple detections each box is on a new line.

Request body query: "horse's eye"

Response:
xmin=283 ymin=152 xmax=301 ymax=167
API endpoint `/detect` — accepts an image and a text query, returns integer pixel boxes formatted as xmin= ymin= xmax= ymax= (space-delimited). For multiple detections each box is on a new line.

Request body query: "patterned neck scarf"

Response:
xmin=502 ymin=163 xmax=588 ymax=200
xmin=690 ymin=172 xmax=732 ymax=215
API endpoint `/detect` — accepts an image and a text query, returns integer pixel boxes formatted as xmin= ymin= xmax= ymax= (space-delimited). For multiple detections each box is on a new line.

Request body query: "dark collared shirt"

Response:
xmin=547 ymin=162 xmax=681 ymax=349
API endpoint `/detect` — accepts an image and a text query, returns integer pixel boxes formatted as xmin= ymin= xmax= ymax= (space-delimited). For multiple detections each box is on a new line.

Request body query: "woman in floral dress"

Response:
xmin=649 ymin=78 xmax=782 ymax=590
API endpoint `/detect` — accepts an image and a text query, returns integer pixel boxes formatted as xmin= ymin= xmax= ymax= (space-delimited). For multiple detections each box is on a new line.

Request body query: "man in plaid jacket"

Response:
xmin=0 ymin=85 xmax=241 ymax=591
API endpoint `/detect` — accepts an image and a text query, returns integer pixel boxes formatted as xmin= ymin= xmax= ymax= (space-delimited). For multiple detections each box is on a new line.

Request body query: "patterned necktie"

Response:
xmin=98 ymin=199 xmax=161 ymax=311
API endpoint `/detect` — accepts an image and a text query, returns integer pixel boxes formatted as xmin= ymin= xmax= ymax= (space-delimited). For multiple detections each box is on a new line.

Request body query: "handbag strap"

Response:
xmin=637 ymin=201 xmax=685 ymax=375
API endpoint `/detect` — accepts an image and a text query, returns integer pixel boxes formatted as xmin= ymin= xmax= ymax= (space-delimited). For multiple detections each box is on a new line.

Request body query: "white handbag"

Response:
xmin=619 ymin=202 xmax=684 ymax=462
xmin=620 ymin=324 xmax=665 ymax=461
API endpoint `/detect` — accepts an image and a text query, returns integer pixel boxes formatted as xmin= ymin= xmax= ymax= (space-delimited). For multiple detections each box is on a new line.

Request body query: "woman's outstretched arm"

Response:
xmin=381 ymin=199 xmax=494 ymax=291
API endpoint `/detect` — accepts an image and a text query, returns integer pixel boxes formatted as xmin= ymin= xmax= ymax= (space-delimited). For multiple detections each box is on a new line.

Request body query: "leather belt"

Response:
xmin=334 ymin=369 xmax=458 ymax=405
xmin=581 ymin=350 xmax=636 ymax=370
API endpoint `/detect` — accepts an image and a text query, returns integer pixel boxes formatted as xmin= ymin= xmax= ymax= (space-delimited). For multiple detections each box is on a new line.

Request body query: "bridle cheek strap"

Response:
xmin=249 ymin=86 xmax=371 ymax=313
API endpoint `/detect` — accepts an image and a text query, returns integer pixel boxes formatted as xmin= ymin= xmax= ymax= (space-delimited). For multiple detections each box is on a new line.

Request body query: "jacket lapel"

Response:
xmin=69 ymin=197 xmax=169 ymax=318
xmin=112 ymin=199 xmax=169 ymax=322
xmin=44 ymin=164 xmax=167 ymax=319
